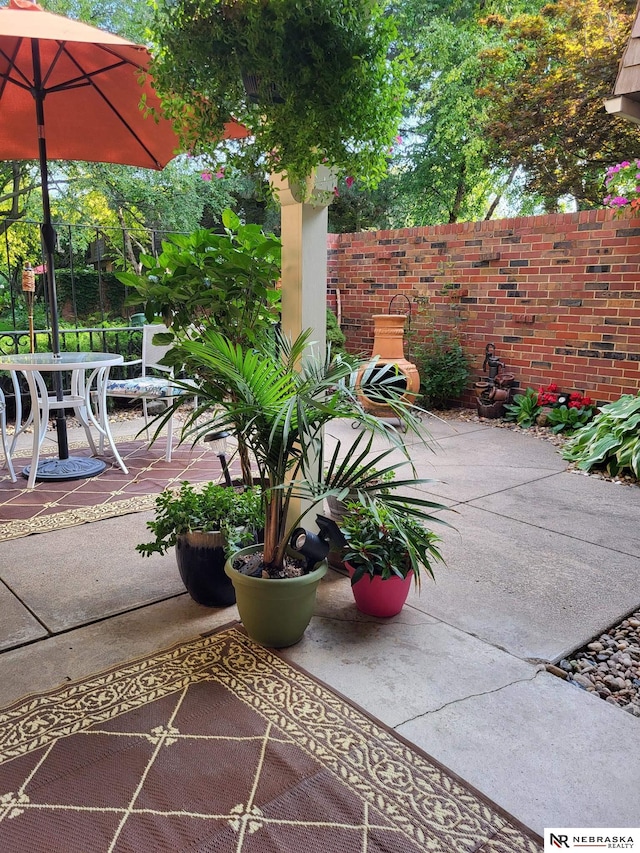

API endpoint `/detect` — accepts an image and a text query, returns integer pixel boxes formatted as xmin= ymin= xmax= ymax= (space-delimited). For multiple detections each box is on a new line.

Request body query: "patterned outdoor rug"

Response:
xmin=0 ymin=625 xmax=543 ymax=852
xmin=0 ymin=436 xmax=235 ymax=542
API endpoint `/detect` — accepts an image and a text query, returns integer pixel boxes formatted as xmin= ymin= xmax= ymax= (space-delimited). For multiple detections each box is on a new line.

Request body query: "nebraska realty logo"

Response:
xmin=544 ymin=829 xmax=639 ymax=850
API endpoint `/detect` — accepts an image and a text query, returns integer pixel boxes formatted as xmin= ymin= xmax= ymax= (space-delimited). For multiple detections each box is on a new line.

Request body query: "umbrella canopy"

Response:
xmin=0 ymin=0 xmax=246 ymax=166
xmin=0 ymin=0 xmax=247 ymax=477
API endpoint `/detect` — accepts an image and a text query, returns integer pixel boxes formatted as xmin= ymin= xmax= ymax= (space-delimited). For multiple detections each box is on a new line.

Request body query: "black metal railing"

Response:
xmin=0 ymin=219 xmax=173 ymax=328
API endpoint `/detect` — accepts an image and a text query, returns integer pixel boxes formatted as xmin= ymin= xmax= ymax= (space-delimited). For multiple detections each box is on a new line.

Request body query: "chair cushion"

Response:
xmin=105 ymin=376 xmax=189 ymax=398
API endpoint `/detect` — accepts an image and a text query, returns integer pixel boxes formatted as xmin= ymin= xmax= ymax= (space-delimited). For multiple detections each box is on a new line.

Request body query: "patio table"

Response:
xmin=0 ymin=352 xmax=128 ymax=489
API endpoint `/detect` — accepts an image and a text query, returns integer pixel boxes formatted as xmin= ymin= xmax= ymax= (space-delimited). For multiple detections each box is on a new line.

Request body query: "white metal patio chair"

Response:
xmin=100 ymin=324 xmax=196 ymax=462
xmin=0 ymin=385 xmax=16 ymax=482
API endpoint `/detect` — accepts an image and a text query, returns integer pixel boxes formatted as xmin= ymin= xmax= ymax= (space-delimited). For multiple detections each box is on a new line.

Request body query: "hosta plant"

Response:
xmin=562 ymin=393 xmax=640 ymax=478
xmin=503 ymin=388 xmax=541 ymax=428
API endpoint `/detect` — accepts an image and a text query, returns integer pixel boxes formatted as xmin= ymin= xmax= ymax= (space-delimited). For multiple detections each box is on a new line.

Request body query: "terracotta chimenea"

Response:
xmin=356 ymin=314 xmax=420 ymax=418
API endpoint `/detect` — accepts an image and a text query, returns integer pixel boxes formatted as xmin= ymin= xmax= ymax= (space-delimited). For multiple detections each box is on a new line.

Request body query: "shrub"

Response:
xmin=413 ymin=330 xmax=470 ymax=409
xmin=55 ymin=269 xmax=127 ymax=318
xmin=562 ymin=393 xmax=640 ymax=478
xmin=136 ymin=481 xmax=264 ymax=557
xmin=326 ymin=309 xmax=346 ymax=354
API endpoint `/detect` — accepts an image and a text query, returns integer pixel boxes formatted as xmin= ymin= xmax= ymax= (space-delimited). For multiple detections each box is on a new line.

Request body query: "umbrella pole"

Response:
xmin=33 ymin=41 xmax=69 ymax=460
xmin=23 ymin=41 xmax=105 ymax=484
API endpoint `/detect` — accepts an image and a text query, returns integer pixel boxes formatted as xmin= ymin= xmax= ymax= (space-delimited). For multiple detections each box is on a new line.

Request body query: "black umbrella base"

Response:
xmin=22 ymin=456 xmax=107 ymax=482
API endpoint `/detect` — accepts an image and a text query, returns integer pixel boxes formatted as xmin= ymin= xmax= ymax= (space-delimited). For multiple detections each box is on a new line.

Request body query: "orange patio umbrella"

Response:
xmin=0 ymin=0 xmax=246 ymax=478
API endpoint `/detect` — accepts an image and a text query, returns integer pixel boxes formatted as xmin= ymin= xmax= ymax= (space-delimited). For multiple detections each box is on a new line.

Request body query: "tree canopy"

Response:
xmin=2 ymin=0 xmax=639 ymax=238
xmin=477 ymin=0 xmax=640 ymax=210
xmin=330 ymin=0 xmax=640 ymax=226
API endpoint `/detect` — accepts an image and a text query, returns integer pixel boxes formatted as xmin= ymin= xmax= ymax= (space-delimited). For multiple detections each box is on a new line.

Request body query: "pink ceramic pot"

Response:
xmin=345 ymin=562 xmax=413 ymax=617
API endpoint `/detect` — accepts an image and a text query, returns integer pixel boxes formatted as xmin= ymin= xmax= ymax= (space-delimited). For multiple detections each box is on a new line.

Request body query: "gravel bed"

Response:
xmin=555 ymin=613 xmax=640 ymax=718
xmin=435 ymin=406 xmax=639 ymax=486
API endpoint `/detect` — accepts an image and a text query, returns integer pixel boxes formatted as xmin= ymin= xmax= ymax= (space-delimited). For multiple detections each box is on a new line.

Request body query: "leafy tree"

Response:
xmin=0 ymin=162 xmax=40 ymax=238
xmin=477 ymin=0 xmax=640 ymax=209
xmin=46 ymin=0 xmax=151 ymax=42
xmin=391 ymin=15 xmax=494 ymax=224
xmin=387 ymin=1 xmax=544 ymax=224
xmin=49 ymin=159 xmax=239 ymax=274
xmin=328 ymin=178 xmax=394 ymax=233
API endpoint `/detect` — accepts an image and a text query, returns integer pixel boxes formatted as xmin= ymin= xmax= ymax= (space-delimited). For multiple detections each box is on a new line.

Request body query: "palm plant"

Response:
xmin=171 ymin=327 xmax=448 ymax=576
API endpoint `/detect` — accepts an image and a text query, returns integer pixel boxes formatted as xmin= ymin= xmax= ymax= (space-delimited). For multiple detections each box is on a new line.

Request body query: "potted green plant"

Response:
xmin=148 ymin=0 xmax=408 ymax=193
xmin=165 ymin=326 xmax=447 ymax=646
xmin=325 ymin=464 xmax=394 ymax=523
xmin=136 ymin=480 xmax=263 ymax=607
xmin=338 ymin=497 xmax=445 ymax=618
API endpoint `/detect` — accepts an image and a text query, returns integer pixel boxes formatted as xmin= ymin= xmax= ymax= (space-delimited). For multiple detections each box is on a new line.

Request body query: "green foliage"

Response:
xmin=478 ymin=0 xmax=638 ymax=209
xmin=391 ymin=14 xmax=497 ymax=225
xmin=413 ymin=330 xmax=470 ymax=409
xmin=117 ymin=211 xmax=281 ymax=349
xmin=326 ymin=309 xmax=346 ymax=354
xmin=136 ymin=481 xmax=263 ymax=557
xmin=503 ymin=388 xmax=541 ymax=427
xmin=0 ymin=302 xmax=48 ymax=333
xmin=54 ymin=269 xmax=126 ymax=318
xmin=340 ymin=499 xmax=444 ymax=585
xmin=546 ymin=404 xmax=594 ymax=435
xmin=47 ymin=0 xmax=152 ymax=43
xmin=562 ymin=394 xmax=640 ymax=478
xmin=59 ymin=160 xmax=238 ymax=237
xmin=0 ymin=162 xmax=40 ymax=242
xmin=149 ymin=0 xmax=408 ymax=190
xmin=327 ymin=178 xmax=394 ymax=233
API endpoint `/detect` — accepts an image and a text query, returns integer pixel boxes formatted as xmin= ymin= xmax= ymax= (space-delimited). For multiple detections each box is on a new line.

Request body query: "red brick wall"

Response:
xmin=327 ymin=209 xmax=640 ymax=406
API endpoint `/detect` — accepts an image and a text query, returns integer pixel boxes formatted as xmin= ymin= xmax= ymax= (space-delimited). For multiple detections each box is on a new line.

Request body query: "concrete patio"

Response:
xmin=0 ymin=413 xmax=638 ymax=838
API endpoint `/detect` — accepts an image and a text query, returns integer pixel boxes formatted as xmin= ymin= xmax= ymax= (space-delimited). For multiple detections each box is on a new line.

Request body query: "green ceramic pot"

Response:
xmin=224 ymin=544 xmax=327 ymax=648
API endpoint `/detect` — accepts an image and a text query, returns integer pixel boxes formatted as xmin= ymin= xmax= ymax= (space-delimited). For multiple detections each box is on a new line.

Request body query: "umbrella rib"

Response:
xmin=54 ymin=42 xmax=168 ymax=168
xmin=0 ymin=42 xmax=134 ymax=97
xmin=46 ymin=60 xmax=130 ymax=95
xmin=0 ymin=39 xmax=30 ymax=96
xmin=43 ymin=41 xmax=134 ymax=93
xmin=39 ymin=39 xmax=65 ymax=89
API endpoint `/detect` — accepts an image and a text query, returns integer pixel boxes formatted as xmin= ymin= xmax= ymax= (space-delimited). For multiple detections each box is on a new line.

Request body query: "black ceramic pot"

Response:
xmin=175 ymin=531 xmax=236 ymax=607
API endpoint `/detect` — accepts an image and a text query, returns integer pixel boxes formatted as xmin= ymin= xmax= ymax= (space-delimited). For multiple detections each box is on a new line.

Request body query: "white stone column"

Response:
xmin=271 ymin=167 xmax=336 ymax=356
xmin=270 ymin=167 xmax=335 ymax=536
